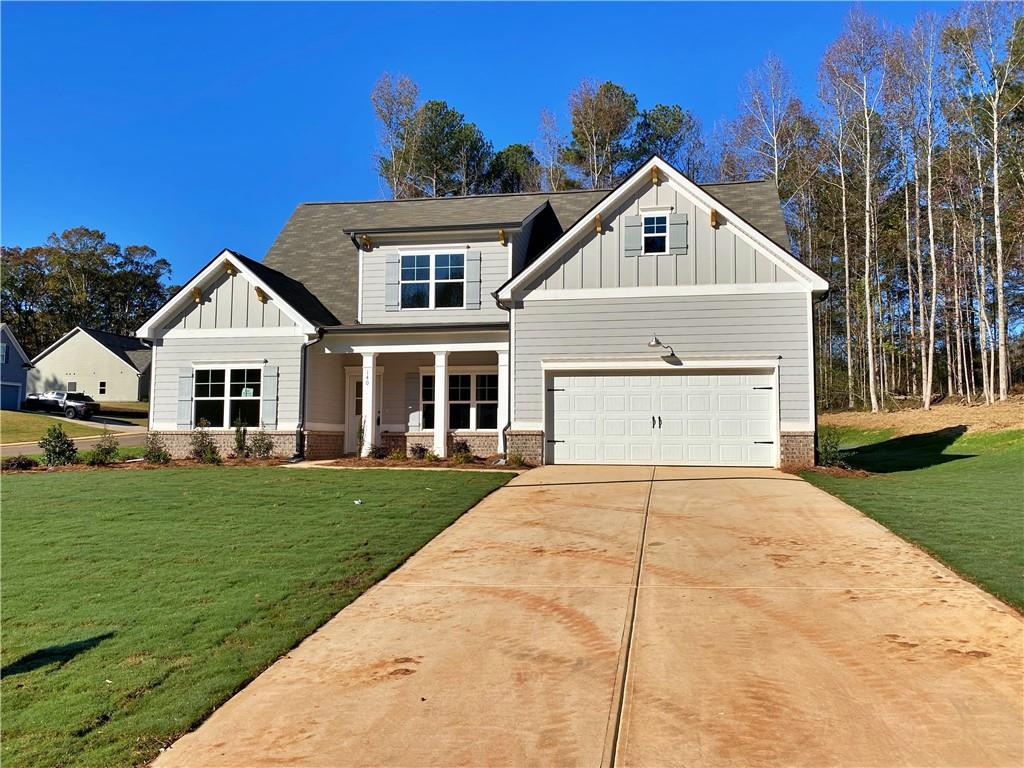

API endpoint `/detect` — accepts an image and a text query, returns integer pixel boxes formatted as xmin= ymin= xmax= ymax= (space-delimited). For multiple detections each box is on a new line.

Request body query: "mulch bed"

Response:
xmin=325 ymin=455 xmax=529 ymax=471
xmin=804 ymin=465 xmax=873 ymax=478
xmin=1 ymin=458 xmax=287 ymax=474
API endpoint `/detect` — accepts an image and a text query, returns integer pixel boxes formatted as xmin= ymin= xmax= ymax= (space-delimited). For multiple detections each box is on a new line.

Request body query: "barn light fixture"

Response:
xmin=648 ymin=336 xmax=675 ymax=357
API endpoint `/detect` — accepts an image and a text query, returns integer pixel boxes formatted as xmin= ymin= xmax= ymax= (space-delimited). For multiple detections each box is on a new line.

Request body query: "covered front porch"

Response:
xmin=305 ymin=325 xmax=509 ymax=459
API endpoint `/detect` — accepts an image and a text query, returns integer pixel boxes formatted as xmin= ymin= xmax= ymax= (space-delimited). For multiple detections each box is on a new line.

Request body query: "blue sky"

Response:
xmin=2 ymin=1 xmax=952 ymax=281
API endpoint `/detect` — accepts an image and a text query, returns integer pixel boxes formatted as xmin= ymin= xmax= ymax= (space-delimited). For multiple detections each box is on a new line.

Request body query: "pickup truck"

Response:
xmin=23 ymin=391 xmax=101 ymax=420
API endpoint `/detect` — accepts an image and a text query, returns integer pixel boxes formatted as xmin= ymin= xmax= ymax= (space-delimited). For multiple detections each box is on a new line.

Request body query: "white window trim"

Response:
xmin=191 ymin=364 xmax=263 ymax=430
xmin=417 ymin=366 xmax=499 ymax=433
xmin=641 ymin=210 xmax=670 ymax=256
xmin=399 ymin=250 xmax=468 ymax=311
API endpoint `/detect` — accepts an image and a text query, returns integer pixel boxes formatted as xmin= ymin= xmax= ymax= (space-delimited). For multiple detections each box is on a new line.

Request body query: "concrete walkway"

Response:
xmin=154 ymin=466 xmax=1023 ymax=768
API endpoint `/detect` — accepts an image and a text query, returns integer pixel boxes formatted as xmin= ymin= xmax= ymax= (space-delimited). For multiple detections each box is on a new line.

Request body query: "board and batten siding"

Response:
xmin=360 ymin=239 xmax=509 ymax=324
xmin=164 ymin=271 xmax=296 ymax=331
xmin=151 ymin=335 xmax=305 ymax=429
xmin=526 ymin=179 xmax=794 ymax=292
xmin=513 ymin=293 xmax=812 ymax=425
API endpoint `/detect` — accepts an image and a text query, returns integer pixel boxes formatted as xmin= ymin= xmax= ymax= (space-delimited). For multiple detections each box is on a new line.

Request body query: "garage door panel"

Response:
xmin=546 ymin=370 xmax=776 ymax=467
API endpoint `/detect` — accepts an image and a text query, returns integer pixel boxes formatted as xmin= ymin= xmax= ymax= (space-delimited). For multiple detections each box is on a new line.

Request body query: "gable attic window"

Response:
xmin=642 ymin=214 xmax=668 ymax=254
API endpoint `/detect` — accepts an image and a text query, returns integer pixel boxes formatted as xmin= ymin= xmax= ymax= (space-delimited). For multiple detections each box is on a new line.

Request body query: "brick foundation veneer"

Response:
xmin=505 ymin=430 xmax=545 ymax=464
xmin=149 ymin=430 xmax=298 ymax=460
xmin=780 ymin=431 xmax=816 ymax=470
xmin=381 ymin=432 xmax=499 ymax=457
xmin=303 ymin=431 xmax=345 ymax=460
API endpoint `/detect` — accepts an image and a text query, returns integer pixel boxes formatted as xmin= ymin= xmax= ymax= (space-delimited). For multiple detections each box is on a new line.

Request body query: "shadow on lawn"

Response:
xmin=842 ymin=425 xmax=972 ymax=473
xmin=2 ymin=632 xmax=114 ymax=677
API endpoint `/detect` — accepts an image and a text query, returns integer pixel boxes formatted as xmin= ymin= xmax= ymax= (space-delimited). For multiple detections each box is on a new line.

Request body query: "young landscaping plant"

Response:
xmin=387 ymin=448 xmax=407 ymax=461
xmin=189 ymin=420 xmax=222 ymax=464
xmin=86 ymin=430 xmax=121 ymax=466
xmin=409 ymin=444 xmax=428 ymax=460
xmin=816 ymin=426 xmax=848 ymax=468
xmin=1 ymin=454 xmax=39 ymax=471
xmin=143 ymin=433 xmax=172 ymax=464
xmin=38 ymin=424 xmax=78 ymax=466
xmin=233 ymin=418 xmax=249 ymax=459
xmin=249 ymin=429 xmax=274 ymax=459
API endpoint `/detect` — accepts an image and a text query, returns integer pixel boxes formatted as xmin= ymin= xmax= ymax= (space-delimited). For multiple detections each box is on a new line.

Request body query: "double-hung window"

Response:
xmin=642 ymin=214 xmax=668 ymax=254
xmin=194 ymin=368 xmax=262 ymax=428
xmin=420 ymin=371 xmax=498 ymax=431
xmin=400 ymin=252 xmax=465 ymax=309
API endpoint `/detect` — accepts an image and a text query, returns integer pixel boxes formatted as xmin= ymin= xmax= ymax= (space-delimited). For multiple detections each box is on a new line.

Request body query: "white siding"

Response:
xmin=151 ymin=335 xmax=305 ymax=429
xmin=528 ymin=178 xmax=794 ymax=291
xmin=513 ymin=293 xmax=812 ymax=425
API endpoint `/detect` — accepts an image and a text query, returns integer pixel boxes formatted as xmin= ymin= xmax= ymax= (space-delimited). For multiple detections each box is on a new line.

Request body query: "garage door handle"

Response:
xmin=753 ymin=386 xmax=774 ymax=390
xmin=754 ymin=441 xmax=774 ymax=445
xmin=657 ymin=416 xmax=662 ymax=429
xmin=652 ymin=416 xmax=656 ymax=428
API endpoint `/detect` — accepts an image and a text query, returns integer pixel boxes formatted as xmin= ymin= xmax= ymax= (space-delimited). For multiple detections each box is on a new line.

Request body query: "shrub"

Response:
xmin=366 ymin=444 xmax=389 ymax=460
xmin=449 ymin=451 xmax=474 ymax=465
xmin=232 ymin=418 xmax=249 ymax=459
xmin=189 ymin=420 xmax=222 ymax=464
xmin=249 ymin=429 xmax=274 ymax=459
xmin=451 ymin=438 xmax=471 ymax=455
xmin=2 ymin=454 xmax=38 ymax=471
xmin=143 ymin=433 xmax=171 ymax=464
xmin=39 ymin=424 xmax=78 ymax=467
xmin=86 ymin=430 xmax=120 ymax=466
xmin=424 ymin=450 xmax=441 ymax=463
xmin=817 ymin=426 xmax=848 ymax=468
xmin=408 ymin=444 xmax=428 ymax=460
xmin=387 ymin=448 xmax=407 ymax=461
xmin=506 ymin=451 xmax=525 ymax=468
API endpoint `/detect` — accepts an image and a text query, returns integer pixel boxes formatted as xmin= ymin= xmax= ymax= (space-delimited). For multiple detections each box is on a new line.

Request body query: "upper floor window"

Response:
xmin=643 ymin=214 xmax=668 ymax=255
xmin=0 ymin=343 xmax=8 ymax=364
xmin=400 ymin=253 xmax=465 ymax=309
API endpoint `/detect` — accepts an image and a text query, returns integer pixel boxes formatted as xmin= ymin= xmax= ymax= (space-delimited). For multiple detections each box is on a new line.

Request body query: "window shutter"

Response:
xmin=465 ymin=251 xmax=482 ymax=309
xmin=405 ymin=372 xmax=420 ymax=431
xmin=623 ymin=216 xmax=642 ymax=257
xmin=669 ymin=213 xmax=688 ymax=255
xmin=176 ymin=369 xmax=193 ymax=429
xmin=384 ymin=253 xmax=400 ymax=311
xmin=262 ymin=365 xmax=279 ymax=429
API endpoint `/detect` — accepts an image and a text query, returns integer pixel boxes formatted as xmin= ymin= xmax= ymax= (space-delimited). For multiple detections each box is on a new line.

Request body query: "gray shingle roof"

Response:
xmin=263 ymin=181 xmax=791 ymax=326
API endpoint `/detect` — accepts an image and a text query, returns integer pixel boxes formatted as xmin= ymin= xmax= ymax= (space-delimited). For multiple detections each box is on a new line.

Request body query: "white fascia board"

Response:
xmin=30 ymin=326 xmax=83 ymax=364
xmin=160 ymin=326 xmax=308 ymax=339
xmin=522 ymin=283 xmax=808 ymax=303
xmin=0 ymin=324 xmax=31 ymax=364
xmin=540 ymin=357 xmax=780 ymax=372
xmin=136 ymin=249 xmax=317 ymax=338
xmin=499 ymin=156 xmax=828 ymax=300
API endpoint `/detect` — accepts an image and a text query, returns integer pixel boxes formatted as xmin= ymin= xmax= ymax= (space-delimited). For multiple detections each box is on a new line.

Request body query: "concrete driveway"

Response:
xmin=155 ymin=466 xmax=1023 ymax=768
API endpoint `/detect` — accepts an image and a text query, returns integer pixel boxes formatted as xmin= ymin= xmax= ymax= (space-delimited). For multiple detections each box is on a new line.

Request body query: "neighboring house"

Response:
xmin=28 ymin=326 xmax=152 ymax=402
xmin=0 ymin=323 xmax=33 ymax=410
xmin=137 ymin=157 xmax=828 ymax=467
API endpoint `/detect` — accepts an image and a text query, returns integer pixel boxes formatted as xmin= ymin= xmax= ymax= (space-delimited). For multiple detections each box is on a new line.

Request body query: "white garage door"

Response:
xmin=547 ymin=370 xmax=777 ymax=466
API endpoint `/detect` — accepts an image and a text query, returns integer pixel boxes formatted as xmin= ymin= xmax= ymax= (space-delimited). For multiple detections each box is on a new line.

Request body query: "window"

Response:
xmin=0 ymin=343 xmax=7 ymax=364
xmin=400 ymin=254 xmax=430 ymax=309
xmin=421 ymin=375 xmax=435 ymax=430
xmin=193 ymin=368 xmax=261 ymax=428
xmin=98 ymin=381 xmax=107 ymax=395
xmin=642 ymin=214 xmax=668 ymax=254
xmin=67 ymin=381 xmax=78 ymax=392
xmin=399 ymin=252 xmax=465 ymax=309
xmin=420 ymin=371 xmax=498 ymax=431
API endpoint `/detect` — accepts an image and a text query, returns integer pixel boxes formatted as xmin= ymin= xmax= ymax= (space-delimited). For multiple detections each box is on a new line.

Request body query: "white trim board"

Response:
xmin=161 ymin=327 xmax=308 ymax=339
xmin=498 ymin=155 xmax=828 ymax=300
xmin=137 ymin=249 xmax=317 ymax=338
xmin=539 ymin=358 xmax=781 ymax=371
xmin=522 ymin=283 xmax=809 ymax=302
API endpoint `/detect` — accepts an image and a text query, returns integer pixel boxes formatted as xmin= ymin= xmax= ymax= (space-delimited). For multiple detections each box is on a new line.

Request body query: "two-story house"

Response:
xmin=137 ymin=157 xmax=828 ymax=468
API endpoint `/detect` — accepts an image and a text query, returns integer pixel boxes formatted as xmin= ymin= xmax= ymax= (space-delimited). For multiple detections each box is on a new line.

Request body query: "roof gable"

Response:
xmin=498 ymin=157 xmax=827 ymax=299
xmin=0 ymin=323 xmax=31 ymax=364
xmin=32 ymin=326 xmax=149 ymax=372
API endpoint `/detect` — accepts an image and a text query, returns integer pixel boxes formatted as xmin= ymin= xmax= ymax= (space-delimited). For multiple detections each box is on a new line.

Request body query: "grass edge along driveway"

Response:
xmin=1 ymin=409 xmax=108 ymax=445
xmin=803 ymin=427 xmax=1023 ymax=612
xmin=1 ymin=466 xmax=513 ymax=768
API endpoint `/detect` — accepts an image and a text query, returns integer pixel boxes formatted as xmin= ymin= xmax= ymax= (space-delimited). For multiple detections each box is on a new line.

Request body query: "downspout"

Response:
xmin=291 ymin=328 xmax=325 ymax=462
xmin=492 ymin=290 xmax=513 ymax=459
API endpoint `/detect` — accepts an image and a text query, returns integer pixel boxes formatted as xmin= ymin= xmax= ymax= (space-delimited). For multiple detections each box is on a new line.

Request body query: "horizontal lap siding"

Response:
xmin=513 ymin=293 xmax=811 ymax=424
xmin=152 ymin=335 xmax=305 ymax=427
xmin=361 ymin=241 xmax=508 ymax=324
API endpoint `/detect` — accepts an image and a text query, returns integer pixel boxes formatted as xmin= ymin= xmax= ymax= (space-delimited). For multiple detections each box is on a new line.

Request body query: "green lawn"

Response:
xmin=804 ymin=428 xmax=1024 ymax=611
xmin=2 ymin=467 xmax=512 ymax=768
xmin=1 ymin=410 xmax=107 ymax=444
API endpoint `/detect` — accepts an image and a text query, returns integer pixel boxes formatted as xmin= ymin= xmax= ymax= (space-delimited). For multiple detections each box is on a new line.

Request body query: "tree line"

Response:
xmin=1 ymin=228 xmax=172 ymax=357
xmin=371 ymin=1 xmax=1023 ymax=411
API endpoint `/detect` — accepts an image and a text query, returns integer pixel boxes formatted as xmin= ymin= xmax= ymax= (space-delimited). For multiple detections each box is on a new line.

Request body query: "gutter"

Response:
xmin=492 ymin=289 xmax=513 ymax=458
xmin=292 ymin=328 xmax=325 ymax=461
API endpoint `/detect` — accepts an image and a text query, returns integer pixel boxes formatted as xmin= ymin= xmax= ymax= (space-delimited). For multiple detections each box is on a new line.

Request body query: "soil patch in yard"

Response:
xmin=820 ymin=396 xmax=1022 ymax=435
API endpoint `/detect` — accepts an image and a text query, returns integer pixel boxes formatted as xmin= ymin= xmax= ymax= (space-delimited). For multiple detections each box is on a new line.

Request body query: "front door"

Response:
xmin=345 ymin=371 xmax=383 ymax=453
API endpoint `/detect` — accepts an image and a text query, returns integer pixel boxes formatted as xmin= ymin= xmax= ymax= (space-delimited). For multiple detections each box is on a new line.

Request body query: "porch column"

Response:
xmin=360 ymin=352 xmax=378 ymax=456
xmin=433 ymin=351 xmax=448 ymax=458
xmin=497 ymin=350 xmax=509 ymax=453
